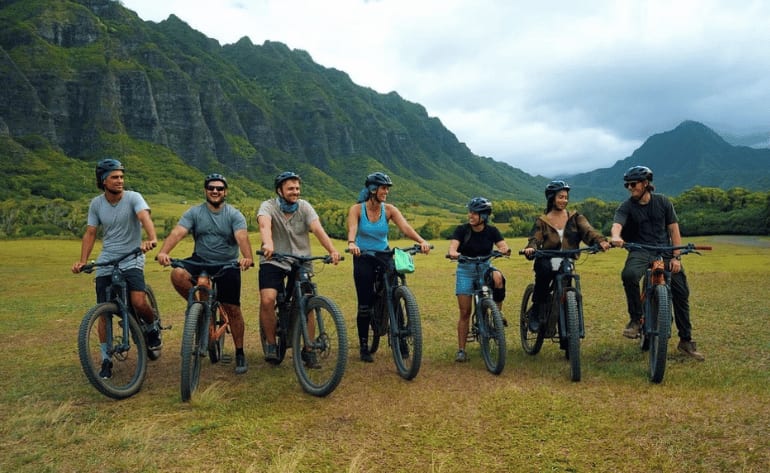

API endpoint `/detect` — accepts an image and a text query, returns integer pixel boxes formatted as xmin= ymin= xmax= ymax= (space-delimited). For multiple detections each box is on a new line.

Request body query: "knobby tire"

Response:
xmin=479 ymin=297 xmax=506 ymax=375
xmin=391 ymin=286 xmax=422 ymax=380
xmin=180 ymin=302 xmax=206 ymax=402
xmin=78 ymin=302 xmax=147 ymax=399
xmin=649 ymin=285 xmax=672 ymax=383
xmin=520 ymin=284 xmax=545 ymax=355
xmin=292 ymin=295 xmax=348 ymax=397
xmin=564 ymin=290 xmax=581 ymax=382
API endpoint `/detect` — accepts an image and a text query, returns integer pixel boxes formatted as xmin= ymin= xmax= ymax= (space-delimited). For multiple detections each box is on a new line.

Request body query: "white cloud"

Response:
xmin=121 ymin=0 xmax=770 ymax=177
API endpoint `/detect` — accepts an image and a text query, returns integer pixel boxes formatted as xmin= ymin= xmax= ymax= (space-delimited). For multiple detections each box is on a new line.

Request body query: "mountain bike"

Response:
xmin=519 ymin=245 xmax=600 ymax=382
xmin=620 ymin=242 xmax=711 ymax=383
xmin=77 ymin=248 xmax=165 ymax=399
xmin=257 ymin=251 xmax=348 ymax=397
xmin=169 ymin=258 xmax=242 ymax=402
xmin=349 ymin=244 xmax=429 ymax=380
xmin=447 ymin=250 xmax=508 ymax=375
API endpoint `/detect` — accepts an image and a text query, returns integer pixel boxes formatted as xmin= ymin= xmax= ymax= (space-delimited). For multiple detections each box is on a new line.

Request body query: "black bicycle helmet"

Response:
xmin=365 ymin=172 xmax=393 ymax=189
xmin=204 ymin=173 xmax=228 ymax=188
xmin=545 ymin=180 xmax=570 ymax=201
xmin=95 ymin=158 xmax=125 ymax=189
xmin=624 ymin=165 xmax=653 ymax=182
xmin=274 ymin=171 xmax=301 ymax=190
xmin=467 ymin=197 xmax=492 ymax=215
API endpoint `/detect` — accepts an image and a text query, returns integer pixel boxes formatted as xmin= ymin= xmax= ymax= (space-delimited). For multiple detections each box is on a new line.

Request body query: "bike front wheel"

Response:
xmin=391 ymin=286 xmax=422 ymax=380
xmin=479 ymin=297 xmax=506 ymax=375
xmin=564 ymin=289 xmax=581 ymax=382
xmin=180 ymin=302 xmax=207 ymax=402
xmin=292 ymin=296 xmax=348 ymax=397
xmin=649 ymin=285 xmax=672 ymax=383
xmin=78 ymin=302 xmax=148 ymax=399
xmin=519 ymin=284 xmax=545 ymax=355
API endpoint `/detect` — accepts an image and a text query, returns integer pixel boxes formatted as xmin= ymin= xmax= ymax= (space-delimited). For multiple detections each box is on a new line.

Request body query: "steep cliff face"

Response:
xmin=0 ymin=0 xmax=545 ymax=204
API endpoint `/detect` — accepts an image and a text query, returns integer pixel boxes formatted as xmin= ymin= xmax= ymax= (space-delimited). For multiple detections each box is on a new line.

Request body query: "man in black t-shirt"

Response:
xmin=610 ymin=166 xmax=704 ymax=361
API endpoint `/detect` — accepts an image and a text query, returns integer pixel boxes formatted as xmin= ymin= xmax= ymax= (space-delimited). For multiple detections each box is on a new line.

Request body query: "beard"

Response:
xmin=207 ymin=197 xmax=224 ymax=208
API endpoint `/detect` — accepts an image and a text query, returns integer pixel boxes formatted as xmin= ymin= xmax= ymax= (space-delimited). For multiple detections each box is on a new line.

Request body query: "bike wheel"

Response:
xmin=78 ymin=302 xmax=147 ymax=399
xmin=144 ymin=285 xmax=162 ymax=361
xmin=564 ymin=290 xmax=581 ymax=382
xmin=479 ymin=297 xmax=506 ymax=375
xmin=292 ymin=296 xmax=348 ymax=397
xmin=208 ymin=308 xmax=225 ymax=364
xmin=391 ymin=286 xmax=422 ymax=380
xmin=519 ymin=284 xmax=544 ymax=355
xmin=368 ymin=297 xmax=387 ymax=354
xmin=649 ymin=285 xmax=672 ymax=383
xmin=180 ymin=302 xmax=206 ymax=402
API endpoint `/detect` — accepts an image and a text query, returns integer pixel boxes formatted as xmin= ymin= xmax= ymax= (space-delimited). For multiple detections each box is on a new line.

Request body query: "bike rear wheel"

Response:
xmin=479 ymin=297 xmax=506 ymax=375
xmin=368 ymin=296 xmax=388 ymax=354
xmin=143 ymin=285 xmax=162 ymax=361
xmin=292 ymin=296 xmax=348 ymax=397
xmin=564 ymin=290 xmax=581 ymax=382
xmin=520 ymin=284 xmax=545 ymax=355
xmin=649 ymin=285 xmax=672 ymax=383
xmin=391 ymin=286 xmax=422 ymax=380
xmin=78 ymin=302 xmax=147 ymax=399
xmin=180 ymin=302 xmax=206 ymax=402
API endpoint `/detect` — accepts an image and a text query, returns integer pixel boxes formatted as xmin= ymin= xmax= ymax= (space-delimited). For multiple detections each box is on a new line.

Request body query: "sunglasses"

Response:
xmin=206 ymin=185 xmax=226 ymax=192
xmin=624 ymin=181 xmax=640 ymax=189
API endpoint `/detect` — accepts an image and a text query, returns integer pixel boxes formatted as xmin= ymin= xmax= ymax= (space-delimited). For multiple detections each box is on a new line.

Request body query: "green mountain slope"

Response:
xmin=0 ymin=0 xmax=545 ymax=206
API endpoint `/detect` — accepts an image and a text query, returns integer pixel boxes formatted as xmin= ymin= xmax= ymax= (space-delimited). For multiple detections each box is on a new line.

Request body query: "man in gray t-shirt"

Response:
xmin=257 ymin=171 xmax=341 ymax=364
xmin=71 ymin=159 xmax=161 ymax=379
xmin=157 ymin=173 xmax=254 ymax=374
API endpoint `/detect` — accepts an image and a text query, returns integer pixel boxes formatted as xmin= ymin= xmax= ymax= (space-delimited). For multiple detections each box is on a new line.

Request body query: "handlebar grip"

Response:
xmin=694 ymin=246 xmax=712 ymax=251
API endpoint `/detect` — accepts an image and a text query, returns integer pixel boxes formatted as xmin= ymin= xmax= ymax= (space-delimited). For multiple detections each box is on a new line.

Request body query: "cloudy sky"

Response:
xmin=120 ymin=0 xmax=770 ymax=177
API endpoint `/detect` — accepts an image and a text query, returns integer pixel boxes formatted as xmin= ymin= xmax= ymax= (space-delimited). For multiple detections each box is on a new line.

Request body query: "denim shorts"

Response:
xmin=454 ymin=261 xmax=491 ymax=296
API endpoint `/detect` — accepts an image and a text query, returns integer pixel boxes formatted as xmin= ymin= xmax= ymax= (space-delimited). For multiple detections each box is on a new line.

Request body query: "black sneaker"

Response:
xmin=265 ymin=344 xmax=279 ymax=362
xmin=235 ymin=352 xmax=248 ymax=374
xmin=99 ymin=359 xmax=113 ymax=379
xmin=360 ymin=347 xmax=374 ymax=363
xmin=301 ymin=350 xmax=321 ymax=369
xmin=527 ymin=308 xmax=540 ymax=333
xmin=146 ymin=328 xmax=162 ymax=350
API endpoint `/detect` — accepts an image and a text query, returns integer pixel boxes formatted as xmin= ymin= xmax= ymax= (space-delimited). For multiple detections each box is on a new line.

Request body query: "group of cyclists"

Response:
xmin=73 ymin=159 xmax=704 ymax=381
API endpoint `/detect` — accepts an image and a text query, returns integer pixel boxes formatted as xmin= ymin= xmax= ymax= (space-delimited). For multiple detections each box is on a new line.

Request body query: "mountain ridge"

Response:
xmin=0 ymin=0 xmax=768 ymax=207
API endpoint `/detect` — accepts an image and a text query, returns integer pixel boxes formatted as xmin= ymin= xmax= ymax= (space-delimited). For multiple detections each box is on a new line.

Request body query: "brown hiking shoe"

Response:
xmin=622 ymin=320 xmax=641 ymax=339
xmin=678 ymin=340 xmax=705 ymax=361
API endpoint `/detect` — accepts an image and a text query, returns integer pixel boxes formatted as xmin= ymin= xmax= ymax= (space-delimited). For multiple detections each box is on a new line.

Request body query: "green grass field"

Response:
xmin=1 ymin=236 xmax=768 ymax=472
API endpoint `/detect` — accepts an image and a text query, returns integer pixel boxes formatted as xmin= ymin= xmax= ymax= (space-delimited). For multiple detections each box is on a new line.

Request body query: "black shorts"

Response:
xmin=178 ymin=258 xmax=242 ymax=306
xmin=259 ymin=263 xmax=291 ymax=293
xmin=95 ymin=268 xmax=146 ymax=303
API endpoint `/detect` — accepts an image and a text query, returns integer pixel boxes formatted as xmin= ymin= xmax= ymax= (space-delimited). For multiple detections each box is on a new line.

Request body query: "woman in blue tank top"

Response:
xmin=346 ymin=172 xmax=432 ymax=362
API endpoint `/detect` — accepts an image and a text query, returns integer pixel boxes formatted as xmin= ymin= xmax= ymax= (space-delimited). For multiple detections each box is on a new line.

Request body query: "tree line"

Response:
xmin=1 ymin=186 xmax=768 ymax=240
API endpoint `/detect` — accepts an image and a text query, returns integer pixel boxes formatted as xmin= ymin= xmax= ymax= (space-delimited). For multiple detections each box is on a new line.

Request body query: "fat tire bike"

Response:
xmin=519 ymin=245 xmax=601 ymax=382
xmin=170 ymin=259 xmax=242 ymax=402
xmin=257 ymin=251 xmax=348 ymax=397
xmin=350 ymin=244 xmax=429 ymax=380
xmin=447 ymin=250 xmax=508 ymax=374
xmin=621 ymin=242 xmax=710 ymax=383
xmin=77 ymin=248 xmax=166 ymax=399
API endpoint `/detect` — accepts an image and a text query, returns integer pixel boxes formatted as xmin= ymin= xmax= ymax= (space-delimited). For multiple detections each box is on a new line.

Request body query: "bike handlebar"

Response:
xmin=256 ymin=250 xmax=343 ymax=265
xmin=518 ymin=245 xmax=601 ymax=260
xmin=446 ymin=250 xmax=510 ymax=263
xmin=620 ymin=242 xmax=712 ymax=255
xmin=81 ymin=247 xmax=144 ymax=274
xmin=168 ymin=258 xmax=244 ymax=276
xmin=345 ymin=243 xmax=434 ymax=257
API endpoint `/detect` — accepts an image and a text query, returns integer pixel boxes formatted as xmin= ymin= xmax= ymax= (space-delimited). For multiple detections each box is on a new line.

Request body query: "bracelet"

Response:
xmin=347 ymin=240 xmax=355 ymax=244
